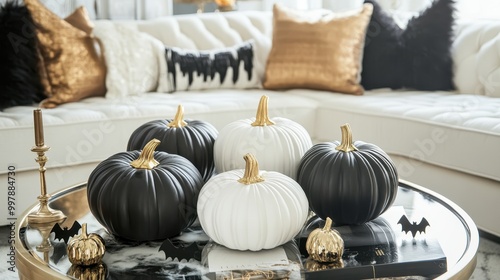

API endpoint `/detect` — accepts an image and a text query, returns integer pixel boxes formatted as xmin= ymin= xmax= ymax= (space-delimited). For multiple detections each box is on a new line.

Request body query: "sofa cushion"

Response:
xmin=263 ymin=4 xmax=373 ymax=95
xmin=0 ymin=1 xmax=45 ymax=110
xmin=0 ymin=90 xmax=318 ymax=178
xmin=299 ymin=90 xmax=500 ymax=182
xmin=4 ymin=85 xmax=498 ymax=185
xmin=361 ymin=0 xmax=455 ymax=91
xmin=24 ymin=0 xmax=106 ymax=108
xmin=165 ymin=41 xmax=260 ymax=92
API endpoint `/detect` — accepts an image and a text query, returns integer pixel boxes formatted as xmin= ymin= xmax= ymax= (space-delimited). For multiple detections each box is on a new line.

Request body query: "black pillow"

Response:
xmin=361 ymin=0 xmax=455 ymax=91
xmin=0 ymin=1 xmax=45 ymax=110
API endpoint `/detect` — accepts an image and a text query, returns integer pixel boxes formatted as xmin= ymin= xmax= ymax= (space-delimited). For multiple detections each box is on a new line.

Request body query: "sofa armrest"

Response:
xmin=453 ymin=20 xmax=500 ymax=97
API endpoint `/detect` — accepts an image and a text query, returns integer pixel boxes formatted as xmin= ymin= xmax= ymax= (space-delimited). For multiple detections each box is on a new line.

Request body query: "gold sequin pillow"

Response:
xmin=25 ymin=0 xmax=106 ymax=108
xmin=263 ymin=4 xmax=373 ymax=95
xmin=64 ymin=6 xmax=94 ymax=34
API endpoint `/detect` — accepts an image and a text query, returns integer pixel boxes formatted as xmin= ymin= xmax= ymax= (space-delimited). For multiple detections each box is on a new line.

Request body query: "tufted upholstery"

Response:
xmin=127 ymin=11 xmax=500 ymax=98
xmin=128 ymin=12 xmax=273 ymax=82
xmin=300 ymin=90 xmax=500 ymax=182
xmin=1 ymin=11 xmax=499 ymax=236
xmin=453 ymin=20 xmax=500 ymax=97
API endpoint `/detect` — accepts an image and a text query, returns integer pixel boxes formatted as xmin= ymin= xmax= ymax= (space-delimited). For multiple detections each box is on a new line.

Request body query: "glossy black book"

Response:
xmin=299 ymin=207 xmax=447 ymax=279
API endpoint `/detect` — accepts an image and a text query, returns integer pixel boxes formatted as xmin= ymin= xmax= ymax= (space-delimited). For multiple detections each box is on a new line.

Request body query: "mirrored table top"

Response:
xmin=15 ymin=180 xmax=478 ymax=280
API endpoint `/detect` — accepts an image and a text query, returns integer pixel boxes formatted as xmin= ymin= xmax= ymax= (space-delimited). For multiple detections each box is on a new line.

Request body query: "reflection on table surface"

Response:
xmin=17 ymin=181 xmax=478 ymax=280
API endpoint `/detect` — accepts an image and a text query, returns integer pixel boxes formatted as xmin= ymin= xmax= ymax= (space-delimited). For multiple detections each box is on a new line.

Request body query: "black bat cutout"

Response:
xmin=50 ymin=241 xmax=68 ymax=264
xmin=51 ymin=221 xmax=81 ymax=244
xmin=159 ymin=239 xmax=201 ymax=261
xmin=398 ymin=215 xmax=430 ymax=238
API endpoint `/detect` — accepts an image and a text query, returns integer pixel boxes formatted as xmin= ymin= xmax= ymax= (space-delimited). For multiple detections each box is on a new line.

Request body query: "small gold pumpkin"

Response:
xmin=306 ymin=217 xmax=344 ymax=263
xmin=67 ymin=223 xmax=105 ymax=266
xmin=68 ymin=262 xmax=107 ymax=280
xmin=305 ymin=257 xmax=344 ymax=271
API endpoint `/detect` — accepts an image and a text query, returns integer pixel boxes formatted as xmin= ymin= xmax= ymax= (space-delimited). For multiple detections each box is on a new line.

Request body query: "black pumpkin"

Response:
xmin=297 ymin=124 xmax=398 ymax=225
xmin=127 ymin=105 xmax=218 ymax=182
xmin=87 ymin=139 xmax=204 ymax=241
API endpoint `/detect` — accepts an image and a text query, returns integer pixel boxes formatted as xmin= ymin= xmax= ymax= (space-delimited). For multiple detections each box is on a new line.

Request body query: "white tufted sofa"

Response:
xmin=1 ymin=11 xmax=499 ymax=238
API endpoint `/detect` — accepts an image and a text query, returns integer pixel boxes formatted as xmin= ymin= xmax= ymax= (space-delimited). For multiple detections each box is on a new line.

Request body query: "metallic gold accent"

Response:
xmin=31 ymin=220 xmax=62 ymax=264
xmin=263 ymin=4 xmax=373 ymax=95
xmin=306 ymin=217 xmax=344 ymax=263
xmin=64 ymin=6 xmax=94 ymax=34
xmin=67 ymin=223 xmax=106 ymax=266
xmin=50 ymin=187 xmax=90 ymax=228
xmin=68 ymin=262 xmax=107 ymax=280
xmin=167 ymin=105 xmax=188 ymax=128
xmin=215 ymin=0 xmax=236 ymax=12
xmin=238 ymin=153 xmax=265 ymax=184
xmin=305 ymin=257 xmax=344 ymax=271
xmin=28 ymin=109 xmax=66 ymax=225
xmin=251 ymin=95 xmax=275 ymax=127
xmin=214 ymin=0 xmax=235 ymax=6
xmin=335 ymin=123 xmax=359 ymax=153
xmin=24 ymin=0 xmax=106 ymax=108
xmin=130 ymin=139 xmax=161 ymax=169
xmin=37 ymin=48 xmax=52 ymax=96
xmin=33 ymin=109 xmax=44 ymax=146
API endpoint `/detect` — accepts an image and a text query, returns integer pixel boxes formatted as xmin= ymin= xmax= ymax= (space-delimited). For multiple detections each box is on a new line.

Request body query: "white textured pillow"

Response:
xmin=94 ymin=22 xmax=165 ymax=98
xmin=164 ymin=41 xmax=261 ymax=92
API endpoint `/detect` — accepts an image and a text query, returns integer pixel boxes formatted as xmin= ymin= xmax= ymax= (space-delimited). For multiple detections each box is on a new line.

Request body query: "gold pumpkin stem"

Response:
xmin=251 ymin=95 xmax=275 ymax=126
xmin=167 ymin=105 xmax=188 ymax=128
xmin=335 ymin=123 xmax=359 ymax=152
xmin=80 ymin=223 xmax=88 ymax=239
xmin=238 ymin=153 xmax=265 ymax=185
xmin=324 ymin=217 xmax=333 ymax=231
xmin=130 ymin=139 xmax=161 ymax=169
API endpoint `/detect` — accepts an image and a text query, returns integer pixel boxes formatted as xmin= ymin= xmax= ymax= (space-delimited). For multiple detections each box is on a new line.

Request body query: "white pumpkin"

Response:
xmin=214 ymin=95 xmax=312 ymax=180
xmin=197 ymin=153 xmax=309 ymax=251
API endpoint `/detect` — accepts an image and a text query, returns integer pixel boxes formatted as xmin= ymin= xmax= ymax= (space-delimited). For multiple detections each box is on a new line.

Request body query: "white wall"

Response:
xmin=1 ymin=0 xmax=498 ymax=20
xmin=0 ymin=0 xmax=171 ymax=19
xmin=455 ymin=0 xmax=500 ymax=20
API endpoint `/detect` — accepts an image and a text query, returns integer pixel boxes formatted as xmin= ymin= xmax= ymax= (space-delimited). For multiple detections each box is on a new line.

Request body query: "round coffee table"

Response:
xmin=15 ymin=180 xmax=478 ymax=279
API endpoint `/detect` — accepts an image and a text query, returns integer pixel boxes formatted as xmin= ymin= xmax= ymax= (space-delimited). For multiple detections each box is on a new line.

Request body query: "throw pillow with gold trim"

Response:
xmin=263 ymin=4 xmax=373 ymax=95
xmin=25 ymin=0 xmax=106 ymax=108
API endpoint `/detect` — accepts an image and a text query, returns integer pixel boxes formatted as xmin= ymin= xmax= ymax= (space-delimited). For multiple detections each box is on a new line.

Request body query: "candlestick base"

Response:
xmin=29 ymin=218 xmax=62 ymax=264
xmin=28 ymin=195 xmax=66 ymax=225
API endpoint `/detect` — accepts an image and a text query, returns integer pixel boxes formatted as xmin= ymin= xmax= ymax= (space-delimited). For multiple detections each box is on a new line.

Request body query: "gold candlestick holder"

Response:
xmin=30 ymin=221 xmax=59 ymax=264
xmin=28 ymin=109 xmax=66 ymax=225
